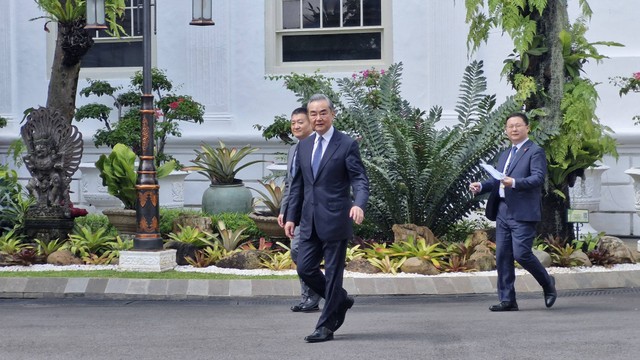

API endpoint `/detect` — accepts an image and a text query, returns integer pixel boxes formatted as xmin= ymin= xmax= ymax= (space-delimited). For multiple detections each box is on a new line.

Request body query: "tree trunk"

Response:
xmin=537 ymin=183 xmax=574 ymax=242
xmin=46 ymin=20 xmax=93 ymax=123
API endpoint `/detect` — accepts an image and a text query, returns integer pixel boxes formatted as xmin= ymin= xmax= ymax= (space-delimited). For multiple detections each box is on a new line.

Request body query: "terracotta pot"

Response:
xmin=102 ymin=208 xmax=137 ymax=235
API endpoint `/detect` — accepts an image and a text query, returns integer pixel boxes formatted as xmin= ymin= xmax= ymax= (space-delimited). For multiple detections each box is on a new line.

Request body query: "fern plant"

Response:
xmin=339 ymin=61 xmax=518 ymax=237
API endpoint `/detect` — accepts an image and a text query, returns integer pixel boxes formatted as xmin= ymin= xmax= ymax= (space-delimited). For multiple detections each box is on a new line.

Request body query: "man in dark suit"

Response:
xmin=469 ymin=112 xmax=557 ymax=311
xmin=278 ymin=106 xmax=321 ymax=313
xmin=284 ymin=94 xmax=369 ymax=342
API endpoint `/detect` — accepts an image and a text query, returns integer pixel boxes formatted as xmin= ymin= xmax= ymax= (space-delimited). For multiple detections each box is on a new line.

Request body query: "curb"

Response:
xmin=1 ymin=269 xmax=639 ymax=300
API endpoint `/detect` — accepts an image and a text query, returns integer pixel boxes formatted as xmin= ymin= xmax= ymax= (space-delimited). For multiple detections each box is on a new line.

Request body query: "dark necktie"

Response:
xmin=312 ymin=136 xmax=323 ymax=178
xmin=504 ymin=146 xmax=518 ymax=173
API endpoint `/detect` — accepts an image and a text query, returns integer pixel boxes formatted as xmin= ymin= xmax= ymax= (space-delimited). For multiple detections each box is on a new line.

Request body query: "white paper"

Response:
xmin=480 ymin=163 xmax=505 ymax=180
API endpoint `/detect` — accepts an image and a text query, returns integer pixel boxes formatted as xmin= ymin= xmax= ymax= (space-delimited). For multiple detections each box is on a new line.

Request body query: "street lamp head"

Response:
xmin=85 ymin=0 xmax=108 ymax=30
xmin=190 ymin=0 xmax=215 ymax=26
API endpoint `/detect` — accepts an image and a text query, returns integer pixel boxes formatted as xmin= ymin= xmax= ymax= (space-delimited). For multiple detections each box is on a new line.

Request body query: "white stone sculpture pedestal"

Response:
xmin=569 ymin=165 xmax=609 ymax=238
xmin=624 ymin=167 xmax=640 ymax=251
xmin=118 ymin=250 xmax=177 ymax=272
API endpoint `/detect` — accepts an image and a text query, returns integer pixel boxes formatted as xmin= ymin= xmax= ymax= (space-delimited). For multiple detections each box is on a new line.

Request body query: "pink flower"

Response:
xmin=169 ymin=101 xmax=179 ymax=110
xmin=155 ymin=110 xmax=164 ymax=118
xmin=634 ymin=72 xmax=640 ymax=80
xmin=352 ymin=73 xmax=357 ymax=79
xmin=380 ymin=70 xmax=385 ymax=75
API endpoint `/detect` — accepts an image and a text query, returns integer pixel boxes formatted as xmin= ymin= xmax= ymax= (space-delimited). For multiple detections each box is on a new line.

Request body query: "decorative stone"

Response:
xmin=215 ymin=250 xmax=267 ymax=270
xmin=533 ymin=249 xmax=552 ymax=268
xmin=118 ymin=250 xmax=177 ymax=272
xmin=400 ymin=257 xmax=440 ymax=275
xmin=570 ymin=249 xmax=592 ymax=267
xmin=391 ymin=224 xmax=438 ymax=245
xmin=47 ymin=249 xmax=83 ymax=265
xmin=599 ymin=236 xmax=637 ymax=264
xmin=467 ymin=245 xmax=495 ymax=271
xmin=345 ymin=257 xmax=381 ymax=274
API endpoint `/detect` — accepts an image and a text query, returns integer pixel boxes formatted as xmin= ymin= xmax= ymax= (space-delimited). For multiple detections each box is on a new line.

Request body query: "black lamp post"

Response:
xmin=87 ymin=0 xmax=214 ymax=250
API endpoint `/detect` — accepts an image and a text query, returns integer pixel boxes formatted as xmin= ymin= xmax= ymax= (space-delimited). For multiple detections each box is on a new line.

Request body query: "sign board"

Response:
xmin=567 ymin=209 xmax=589 ymax=223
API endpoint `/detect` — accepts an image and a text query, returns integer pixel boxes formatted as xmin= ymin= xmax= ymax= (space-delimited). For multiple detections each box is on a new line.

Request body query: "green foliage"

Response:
xmin=33 ymin=0 xmax=126 ymax=36
xmin=544 ymin=236 xmax=584 ymax=267
xmin=34 ymin=239 xmax=65 ymax=258
xmin=368 ymin=255 xmax=406 ymax=274
xmin=345 ymin=244 xmax=364 ymax=262
xmin=215 ymin=221 xmax=249 ymax=252
xmin=210 ymin=212 xmax=261 ymax=238
xmin=158 ymin=208 xmax=203 ymax=237
xmin=0 ymin=229 xmax=26 ymax=255
xmin=76 ymin=69 xmax=205 ymax=168
xmin=260 ymin=242 xmax=294 ymax=270
xmin=388 ymin=236 xmax=447 ymax=268
xmin=0 ymin=116 xmax=6 ymax=128
xmin=249 ymin=180 xmax=284 ymax=216
xmin=95 ymin=143 xmax=175 ymax=209
xmin=166 ymin=225 xmax=219 ymax=248
xmin=253 ymin=115 xmax=295 ymax=145
xmin=183 ymin=141 xmax=264 ymax=185
xmin=441 ymin=218 xmax=488 ymax=244
xmin=185 ymin=247 xmax=220 ymax=268
xmin=440 ymin=254 xmax=473 ymax=273
xmin=73 ymin=214 xmax=117 ymax=237
xmin=0 ymin=189 xmax=35 ymax=235
xmin=610 ymin=72 xmax=640 ymax=124
xmin=65 ymin=225 xmax=115 ymax=259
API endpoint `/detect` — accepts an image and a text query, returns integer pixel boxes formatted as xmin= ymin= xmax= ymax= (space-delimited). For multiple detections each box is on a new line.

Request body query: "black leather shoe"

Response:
xmin=334 ymin=296 xmax=354 ymax=330
xmin=544 ymin=276 xmax=557 ymax=308
xmin=291 ymin=302 xmax=320 ymax=313
xmin=304 ymin=327 xmax=334 ymax=343
xmin=489 ymin=301 xmax=519 ymax=312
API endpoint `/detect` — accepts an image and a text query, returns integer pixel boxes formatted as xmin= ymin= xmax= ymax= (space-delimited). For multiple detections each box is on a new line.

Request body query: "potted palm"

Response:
xmin=96 ymin=143 xmax=175 ymax=234
xmin=183 ymin=141 xmax=264 ymax=215
xmin=248 ymin=180 xmax=286 ymax=239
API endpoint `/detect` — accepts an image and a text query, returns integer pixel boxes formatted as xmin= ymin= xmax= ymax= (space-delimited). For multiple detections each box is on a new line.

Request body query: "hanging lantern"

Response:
xmin=190 ymin=0 xmax=215 ymax=26
xmin=85 ymin=0 xmax=108 ymax=30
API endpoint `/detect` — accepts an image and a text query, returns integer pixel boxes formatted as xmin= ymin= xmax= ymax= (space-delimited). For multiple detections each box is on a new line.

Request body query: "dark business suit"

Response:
xmin=286 ymin=129 xmax=369 ymax=331
xmin=280 ymin=142 xmax=320 ymax=307
xmin=480 ymin=139 xmax=553 ymax=302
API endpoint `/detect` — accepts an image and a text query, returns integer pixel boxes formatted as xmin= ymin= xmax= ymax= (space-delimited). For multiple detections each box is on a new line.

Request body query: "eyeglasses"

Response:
xmin=506 ymin=123 xmax=527 ymax=130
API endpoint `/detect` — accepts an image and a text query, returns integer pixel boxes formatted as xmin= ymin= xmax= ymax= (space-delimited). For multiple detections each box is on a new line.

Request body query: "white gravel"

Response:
xmin=0 ymin=263 xmax=639 ymax=278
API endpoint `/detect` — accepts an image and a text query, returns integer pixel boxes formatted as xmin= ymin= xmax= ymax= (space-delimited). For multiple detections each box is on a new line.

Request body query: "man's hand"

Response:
xmin=284 ymin=221 xmax=296 ymax=238
xmin=469 ymin=182 xmax=481 ymax=195
xmin=350 ymin=206 xmax=364 ymax=225
xmin=501 ymin=176 xmax=514 ymax=188
xmin=277 ymin=214 xmax=284 ymax=228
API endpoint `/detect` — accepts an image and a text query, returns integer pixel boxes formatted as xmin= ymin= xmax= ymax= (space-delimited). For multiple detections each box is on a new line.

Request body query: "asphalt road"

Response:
xmin=1 ymin=289 xmax=638 ymax=360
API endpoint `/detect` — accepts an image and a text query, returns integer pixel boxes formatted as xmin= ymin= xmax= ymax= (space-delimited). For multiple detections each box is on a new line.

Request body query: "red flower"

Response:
xmin=634 ymin=72 xmax=640 ymax=80
xmin=169 ymin=101 xmax=179 ymax=110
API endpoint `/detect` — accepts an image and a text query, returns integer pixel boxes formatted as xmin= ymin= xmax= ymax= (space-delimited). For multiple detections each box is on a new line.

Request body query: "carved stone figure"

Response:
xmin=21 ymin=107 xmax=83 ymax=219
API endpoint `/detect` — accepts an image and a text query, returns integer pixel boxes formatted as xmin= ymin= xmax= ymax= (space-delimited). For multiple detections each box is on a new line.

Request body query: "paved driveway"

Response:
xmin=1 ymin=288 xmax=638 ymax=360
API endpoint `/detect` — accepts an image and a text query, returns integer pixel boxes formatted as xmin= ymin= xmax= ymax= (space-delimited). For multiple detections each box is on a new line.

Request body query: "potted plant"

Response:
xmin=248 ymin=180 xmax=286 ymax=239
xmin=183 ymin=141 xmax=264 ymax=215
xmin=96 ymin=143 xmax=175 ymax=234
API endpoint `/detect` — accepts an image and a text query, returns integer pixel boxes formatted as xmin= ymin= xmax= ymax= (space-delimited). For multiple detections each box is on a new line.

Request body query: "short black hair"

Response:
xmin=291 ymin=107 xmax=307 ymax=117
xmin=506 ymin=112 xmax=529 ymax=125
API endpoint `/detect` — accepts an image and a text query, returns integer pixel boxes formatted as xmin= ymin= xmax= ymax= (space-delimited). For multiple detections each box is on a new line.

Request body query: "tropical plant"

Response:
xmin=76 ymin=69 xmax=206 ymax=167
xmin=13 ymin=247 xmax=40 ymax=265
xmin=253 ymin=114 xmax=296 ymax=145
xmin=105 ymin=235 xmax=134 ymax=252
xmin=0 ymin=229 xmax=27 ymax=255
xmin=183 ymin=141 xmax=264 ymax=185
xmin=368 ymin=255 xmax=406 ymax=275
xmin=73 ymin=214 xmax=117 ymax=237
xmin=34 ymin=238 xmax=65 ymax=258
xmin=210 ymin=212 xmax=262 ymax=238
xmin=185 ymin=248 xmax=219 ymax=268
xmin=65 ymin=225 xmax=115 ymax=258
xmin=215 ymin=221 xmax=249 ymax=252
xmin=166 ymin=225 xmax=219 ymax=249
xmin=0 ymin=185 xmax=34 ymax=234
xmin=440 ymin=254 xmax=473 ymax=273
xmin=464 ymin=0 xmax=622 ymax=240
xmin=249 ymin=180 xmax=284 ymax=216
xmin=388 ymin=236 xmax=447 ymax=268
xmin=361 ymin=242 xmax=394 ymax=260
xmin=95 ymin=143 xmax=176 ymax=209
xmin=240 ymin=237 xmax=274 ymax=251
xmin=345 ymin=244 xmax=365 ymax=262
xmin=260 ymin=242 xmax=294 ymax=270
xmin=610 ymin=71 xmax=640 ymax=124
xmin=571 ymin=232 xmax=601 ymax=253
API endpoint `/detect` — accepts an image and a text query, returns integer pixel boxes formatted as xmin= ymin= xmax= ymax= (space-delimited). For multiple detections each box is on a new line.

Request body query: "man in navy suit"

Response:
xmin=285 ymin=94 xmax=369 ymax=342
xmin=278 ymin=106 xmax=321 ymax=313
xmin=469 ymin=112 xmax=557 ymax=311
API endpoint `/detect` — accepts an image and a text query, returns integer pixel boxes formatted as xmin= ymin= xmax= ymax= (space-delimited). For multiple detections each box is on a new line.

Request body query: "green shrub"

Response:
xmin=210 ymin=212 xmax=261 ymax=238
xmin=74 ymin=214 xmax=117 ymax=238
xmin=159 ymin=208 xmax=203 ymax=237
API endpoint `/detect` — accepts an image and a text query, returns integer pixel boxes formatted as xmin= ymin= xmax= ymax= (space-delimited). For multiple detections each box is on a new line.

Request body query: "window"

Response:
xmin=266 ymin=0 xmax=392 ymax=74
xmin=83 ymin=0 xmax=143 ymax=68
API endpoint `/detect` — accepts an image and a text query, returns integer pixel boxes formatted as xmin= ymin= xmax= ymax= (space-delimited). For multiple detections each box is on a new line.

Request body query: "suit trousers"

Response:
xmin=296 ymin=226 xmax=348 ymax=331
xmin=496 ymin=201 xmax=552 ymax=302
xmin=290 ymin=227 xmax=320 ymax=303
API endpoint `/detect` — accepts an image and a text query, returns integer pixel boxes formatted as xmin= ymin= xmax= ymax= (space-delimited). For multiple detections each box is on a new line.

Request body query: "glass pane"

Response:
xmin=323 ymin=0 xmax=341 ymax=28
xmin=343 ymin=0 xmax=361 ymax=27
xmin=282 ymin=32 xmax=381 ymax=62
xmin=363 ymin=0 xmax=381 ymax=26
xmin=82 ymin=41 xmax=144 ymax=67
xmin=283 ymin=0 xmax=301 ymax=29
xmin=303 ymin=0 xmax=321 ymax=28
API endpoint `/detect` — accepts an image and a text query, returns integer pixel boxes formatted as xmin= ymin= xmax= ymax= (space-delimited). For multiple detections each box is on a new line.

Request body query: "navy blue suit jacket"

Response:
xmin=480 ymin=139 xmax=546 ymax=222
xmin=285 ymin=130 xmax=369 ymax=241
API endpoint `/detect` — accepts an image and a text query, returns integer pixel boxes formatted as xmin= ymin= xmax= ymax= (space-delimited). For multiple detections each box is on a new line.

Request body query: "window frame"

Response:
xmin=265 ymin=0 xmax=393 ymax=74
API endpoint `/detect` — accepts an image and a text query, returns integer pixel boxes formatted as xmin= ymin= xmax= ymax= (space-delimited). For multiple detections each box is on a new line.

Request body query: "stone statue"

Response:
xmin=21 ymin=107 xmax=83 ymax=219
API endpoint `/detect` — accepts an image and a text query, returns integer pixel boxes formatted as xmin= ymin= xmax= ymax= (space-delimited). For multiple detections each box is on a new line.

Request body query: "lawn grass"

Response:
xmin=0 ymin=270 xmax=297 ymax=280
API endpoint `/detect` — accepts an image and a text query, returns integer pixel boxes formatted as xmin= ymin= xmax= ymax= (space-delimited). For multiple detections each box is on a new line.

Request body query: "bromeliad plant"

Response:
xmin=249 ymin=180 xmax=284 ymax=216
xmin=183 ymin=141 xmax=264 ymax=185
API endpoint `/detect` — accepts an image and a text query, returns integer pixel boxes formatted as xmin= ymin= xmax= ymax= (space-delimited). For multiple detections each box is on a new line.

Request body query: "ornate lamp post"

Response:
xmin=87 ymin=0 xmax=214 ymax=252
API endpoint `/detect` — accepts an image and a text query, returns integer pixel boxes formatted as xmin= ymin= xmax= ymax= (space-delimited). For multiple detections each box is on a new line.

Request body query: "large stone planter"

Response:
xmin=102 ymin=208 xmax=137 ymax=235
xmin=248 ymin=212 xmax=286 ymax=239
xmin=569 ymin=165 xmax=609 ymax=236
xmin=624 ymin=167 xmax=640 ymax=251
xmin=201 ymin=182 xmax=253 ymax=215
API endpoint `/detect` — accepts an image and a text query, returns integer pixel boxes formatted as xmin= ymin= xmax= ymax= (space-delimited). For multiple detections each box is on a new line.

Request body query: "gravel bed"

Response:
xmin=0 ymin=263 xmax=639 ymax=278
